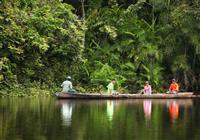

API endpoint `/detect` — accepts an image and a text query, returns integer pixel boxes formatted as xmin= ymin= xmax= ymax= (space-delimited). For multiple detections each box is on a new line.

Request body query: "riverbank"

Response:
xmin=0 ymin=81 xmax=129 ymax=97
xmin=0 ymin=88 xmax=52 ymax=97
xmin=0 ymin=83 xmax=106 ymax=97
xmin=0 ymin=83 xmax=59 ymax=97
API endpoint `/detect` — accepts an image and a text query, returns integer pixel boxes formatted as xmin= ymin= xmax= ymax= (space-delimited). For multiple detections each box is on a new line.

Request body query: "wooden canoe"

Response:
xmin=54 ymin=92 xmax=200 ymax=99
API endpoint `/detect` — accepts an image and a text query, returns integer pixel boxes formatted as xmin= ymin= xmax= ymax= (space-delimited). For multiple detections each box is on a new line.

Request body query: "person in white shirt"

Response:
xmin=61 ymin=76 xmax=73 ymax=93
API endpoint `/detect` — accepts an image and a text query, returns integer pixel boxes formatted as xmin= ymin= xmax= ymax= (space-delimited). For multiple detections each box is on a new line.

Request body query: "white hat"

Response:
xmin=67 ymin=76 xmax=71 ymax=79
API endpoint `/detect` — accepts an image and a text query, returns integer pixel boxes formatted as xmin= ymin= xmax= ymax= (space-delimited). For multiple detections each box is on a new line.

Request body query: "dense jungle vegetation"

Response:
xmin=0 ymin=0 xmax=200 ymax=96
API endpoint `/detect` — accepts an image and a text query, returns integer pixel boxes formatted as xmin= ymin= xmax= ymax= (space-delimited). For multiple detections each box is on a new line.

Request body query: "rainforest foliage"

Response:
xmin=0 ymin=0 xmax=200 ymax=94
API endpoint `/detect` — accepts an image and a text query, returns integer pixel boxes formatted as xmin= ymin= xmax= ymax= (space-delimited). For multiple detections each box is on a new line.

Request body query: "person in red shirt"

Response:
xmin=168 ymin=79 xmax=179 ymax=94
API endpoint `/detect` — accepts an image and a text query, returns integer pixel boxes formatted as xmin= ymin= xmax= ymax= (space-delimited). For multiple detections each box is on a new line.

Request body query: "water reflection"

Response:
xmin=61 ymin=101 xmax=74 ymax=126
xmin=1 ymin=98 xmax=197 ymax=140
xmin=168 ymin=101 xmax=179 ymax=121
xmin=143 ymin=100 xmax=152 ymax=119
xmin=167 ymin=100 xmax=180 ymax=121
xmin=107 ymin=100 xmax=114 ymax=121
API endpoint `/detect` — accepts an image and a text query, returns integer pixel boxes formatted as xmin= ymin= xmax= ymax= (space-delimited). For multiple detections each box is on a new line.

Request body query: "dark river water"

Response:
xmin=1 ymin=97 xmax=200 ymax=140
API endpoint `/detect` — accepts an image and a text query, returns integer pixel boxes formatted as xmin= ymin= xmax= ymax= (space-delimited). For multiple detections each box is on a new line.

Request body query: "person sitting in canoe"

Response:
xmin=61 ymin=76 xmax=76 ymax=94
xmin=168 ymin=78 xmax=179 ymax=94
xmin=143 ymin=81 xmax=152 ymax=94
xmin=107 ymin=79 xmax=116 ymax=95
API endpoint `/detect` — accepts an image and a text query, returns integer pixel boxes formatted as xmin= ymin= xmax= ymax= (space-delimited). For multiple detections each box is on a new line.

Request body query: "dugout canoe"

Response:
xmin=54 ymin=92 xmax=200 ymax=99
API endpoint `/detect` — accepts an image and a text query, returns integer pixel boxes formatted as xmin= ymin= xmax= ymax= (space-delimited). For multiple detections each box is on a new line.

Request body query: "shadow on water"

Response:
xmin=1 ymin=97 xmax=200 ymax=140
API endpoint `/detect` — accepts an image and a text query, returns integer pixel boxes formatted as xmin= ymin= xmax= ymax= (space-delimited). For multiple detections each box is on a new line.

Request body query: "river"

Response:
xmin=1 ymin=97 xmax=200 ymax=140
